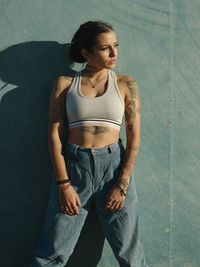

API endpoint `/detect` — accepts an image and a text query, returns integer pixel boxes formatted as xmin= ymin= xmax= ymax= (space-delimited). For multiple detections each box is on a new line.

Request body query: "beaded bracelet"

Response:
xmin=58 ymin=182 xmax=71 ymax=191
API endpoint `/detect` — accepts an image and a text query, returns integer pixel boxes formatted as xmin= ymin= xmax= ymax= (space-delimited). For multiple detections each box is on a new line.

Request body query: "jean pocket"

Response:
xmin=123 ymin=171 xmax=138 ymax=207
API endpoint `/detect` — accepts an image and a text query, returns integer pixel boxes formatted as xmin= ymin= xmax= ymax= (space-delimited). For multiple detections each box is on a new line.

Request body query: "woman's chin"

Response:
xmin=107 ymin=63 xmax=117 ymax=69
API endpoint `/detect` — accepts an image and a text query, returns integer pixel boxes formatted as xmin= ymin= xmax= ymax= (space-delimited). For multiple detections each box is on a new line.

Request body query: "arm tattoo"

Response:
xmin=117 ymin=178 xmax=129 ymax=191
xmin=123 ymin=160 xmax=135 ymax=178
xmin=118 ymin=79 xmax=140 ymax=182
xmin=81 ymin=126 xmax=110 ymax=135
xmin=127 ymin=80 xmax=140 ymax=99
xmin=119 ymin=151 xmax=138 ymax=181
xmin=127 ymin=124 xmax=133 ymax=130
xmin=128 ymin=145 xmax=138 ymax=151
xmin=125 ymin=79 xmax=140 ymax=129
xmin=125 ymin=100 xmax=136 ymax=120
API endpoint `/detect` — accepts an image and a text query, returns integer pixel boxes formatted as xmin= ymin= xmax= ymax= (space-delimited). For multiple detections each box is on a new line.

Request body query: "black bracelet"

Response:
xmin=116 ymin=185 xmax=127 ymax=196
xmin=56 ymin=179 xmax=70 ymax=185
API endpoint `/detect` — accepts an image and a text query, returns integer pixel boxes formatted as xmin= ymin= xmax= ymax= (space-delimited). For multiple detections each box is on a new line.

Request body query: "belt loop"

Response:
xmin=108 ymin=145 xmax=112 ymax=153
xmin=74 ymin=145 xmax=78 ymax=155
xmin=70 ymin=144 xmax=78 ymax=155
xmin=69 ymin=144 xmax=79 ymax=162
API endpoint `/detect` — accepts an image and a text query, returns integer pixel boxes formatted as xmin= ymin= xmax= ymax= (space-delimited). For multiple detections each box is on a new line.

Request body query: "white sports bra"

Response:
xmin=66 ymin=69 xmax=124 ymax=130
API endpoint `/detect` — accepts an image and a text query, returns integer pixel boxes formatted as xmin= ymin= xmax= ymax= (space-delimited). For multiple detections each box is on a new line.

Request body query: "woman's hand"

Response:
xmin=105 ymin=186 xmax=126 ymax=211
xmin=58 ymin=185 xmax=81 ymax=215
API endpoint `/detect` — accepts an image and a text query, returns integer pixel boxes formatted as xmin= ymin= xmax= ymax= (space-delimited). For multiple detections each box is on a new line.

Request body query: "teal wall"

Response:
xmin=0 ymin=1 xmax=199 ymax=266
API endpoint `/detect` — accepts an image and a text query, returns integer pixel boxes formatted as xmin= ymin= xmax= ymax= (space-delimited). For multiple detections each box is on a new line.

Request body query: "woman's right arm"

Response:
xmin=48 ymin=76 xmax=81 ymax=215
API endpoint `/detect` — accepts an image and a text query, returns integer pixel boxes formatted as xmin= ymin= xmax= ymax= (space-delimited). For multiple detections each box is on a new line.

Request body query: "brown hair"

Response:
xmin=69 ymin=21 xmax=113 ymax=63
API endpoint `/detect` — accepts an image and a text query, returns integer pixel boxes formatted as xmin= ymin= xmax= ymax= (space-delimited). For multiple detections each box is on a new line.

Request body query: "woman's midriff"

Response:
xmin=67 ymin=126 xmax=120 ymax=148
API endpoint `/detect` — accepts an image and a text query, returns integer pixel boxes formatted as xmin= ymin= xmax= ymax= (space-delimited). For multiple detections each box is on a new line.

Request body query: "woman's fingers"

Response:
xmin=59 ymin=188 xmax=81 ymax=215
xmin=105 ymin=199 xmax=112 ymax=208
xmin=76 ymin=195 xmax=81 ymax=207
xmin=108 ymin=200 xmax=117 ymax=210
xmin=105 ymin=197 xmax=125 ymax=211
xmin=60 ymin=200 xmax=76 ymax=215
xmin=105 ymin=199 xmax=116 ymax=210
xmin=113 ymin=201 xmax=121 ymax=211
xmin=118 ymin=202 xmax=124 ymax=210
xmin=109 ymin=201 xmax=121 ymax=211
xmin=61 ymin=204 xmax=71 ymax=215
xmin=71 ymin=203 xmax=79 ymax=215
xmin=65 ymin=206 xmax=73 ymax=215
xmin=66 ymin=201 xmax=81 ymax=215
xmin=105 ymin=186 xmax=126 ymax=211
xmin=67 ymin=203 xmax=75 ymax=215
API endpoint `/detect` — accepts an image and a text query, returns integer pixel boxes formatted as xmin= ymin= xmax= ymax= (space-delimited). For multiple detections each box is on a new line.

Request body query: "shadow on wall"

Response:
xmin=0 ymin=42 xmax=105 ymax=267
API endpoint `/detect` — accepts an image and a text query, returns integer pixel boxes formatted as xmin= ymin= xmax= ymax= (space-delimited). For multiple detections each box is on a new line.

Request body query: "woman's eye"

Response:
xmin=101 ymin=44 xmax=119 ymax=50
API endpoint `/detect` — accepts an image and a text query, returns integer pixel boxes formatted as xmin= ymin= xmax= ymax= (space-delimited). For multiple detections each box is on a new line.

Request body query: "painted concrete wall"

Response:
xmin=0 ymin=1 xmax=199 ymax=266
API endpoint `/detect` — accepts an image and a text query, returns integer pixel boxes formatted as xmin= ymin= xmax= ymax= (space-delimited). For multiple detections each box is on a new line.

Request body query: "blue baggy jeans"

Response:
xmin=30 ymin=139 xmax=147 ymax=267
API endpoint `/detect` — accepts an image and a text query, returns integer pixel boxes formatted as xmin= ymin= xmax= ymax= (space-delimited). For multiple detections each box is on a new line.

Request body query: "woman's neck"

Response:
xmin=82 ymin=64 xmax=108 ymax=79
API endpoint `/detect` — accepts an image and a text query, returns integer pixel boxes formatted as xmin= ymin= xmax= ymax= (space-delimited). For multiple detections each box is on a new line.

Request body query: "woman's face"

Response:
xmin=85 ymin=31 xmax=119 ymax=70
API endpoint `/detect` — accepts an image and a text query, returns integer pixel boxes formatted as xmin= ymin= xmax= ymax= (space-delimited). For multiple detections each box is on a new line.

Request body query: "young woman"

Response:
xmin=31 ymin=21 xmax=147 ymax=267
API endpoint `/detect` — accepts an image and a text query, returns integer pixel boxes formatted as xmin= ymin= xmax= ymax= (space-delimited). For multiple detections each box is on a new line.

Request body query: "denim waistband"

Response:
xmin=65 ymin=138 xmax=124 ymax=155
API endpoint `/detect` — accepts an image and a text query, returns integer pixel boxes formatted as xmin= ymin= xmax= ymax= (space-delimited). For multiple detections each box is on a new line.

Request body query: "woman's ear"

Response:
xmin=81 ymin=49 xmax=90 ymax=61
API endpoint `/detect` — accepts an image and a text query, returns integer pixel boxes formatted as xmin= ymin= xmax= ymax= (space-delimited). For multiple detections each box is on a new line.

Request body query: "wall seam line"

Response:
xmin=169 ymin=0 xmax=174 ymax=267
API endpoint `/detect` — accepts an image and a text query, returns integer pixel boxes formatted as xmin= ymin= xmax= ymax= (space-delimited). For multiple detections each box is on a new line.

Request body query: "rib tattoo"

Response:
xmin=81 ymin=126 xmax=110 ymax=135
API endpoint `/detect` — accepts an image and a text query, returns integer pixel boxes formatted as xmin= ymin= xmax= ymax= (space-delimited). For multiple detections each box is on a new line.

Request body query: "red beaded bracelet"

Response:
xmin=58 ymin=182 xmax=71 ymax=191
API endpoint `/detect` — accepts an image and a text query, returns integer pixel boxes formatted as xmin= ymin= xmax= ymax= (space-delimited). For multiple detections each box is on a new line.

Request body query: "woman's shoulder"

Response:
xmin=52 ymin=74 xmax=76 ymax=95
xmin=114 ymin=72 xmax=138 ymax=89
xmin=56 ymin=75 xmax=74 ymax=89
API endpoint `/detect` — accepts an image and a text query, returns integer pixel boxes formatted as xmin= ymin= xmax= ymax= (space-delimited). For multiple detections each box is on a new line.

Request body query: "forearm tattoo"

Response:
xmin=119 ymin=79 xmax=140 ymax=182
xmin=117 ymin=178 xmax=129 ymax=191
xmin=123 ymin=158 xmax=135 ymax=177
xmin=128 ymin=145 xmax=138 ymax=151
xmin=81 ymin=126 xmax=110 ymax=135
xmin=119 ymin=145 xmax=138 ymax=181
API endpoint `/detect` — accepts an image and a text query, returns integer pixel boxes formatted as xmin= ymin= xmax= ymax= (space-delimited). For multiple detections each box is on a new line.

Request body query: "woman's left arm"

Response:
xmin=105 ymin=76 xmax=140 ymax=211
xmin=117 ymin=76 xmax=141 ymax=191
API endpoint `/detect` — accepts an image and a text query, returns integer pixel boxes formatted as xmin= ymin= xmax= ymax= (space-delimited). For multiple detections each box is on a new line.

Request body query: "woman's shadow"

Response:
xmin=0 ymin=41 xmax=105 ymax=267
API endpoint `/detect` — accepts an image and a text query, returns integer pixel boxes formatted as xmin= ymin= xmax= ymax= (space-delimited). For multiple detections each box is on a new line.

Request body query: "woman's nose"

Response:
xmin=109 ymin=47 xmax=117 ymax=57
